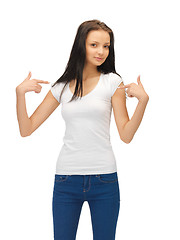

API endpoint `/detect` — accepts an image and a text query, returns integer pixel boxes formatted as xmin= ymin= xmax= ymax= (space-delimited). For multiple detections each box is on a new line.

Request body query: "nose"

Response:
xmin=97 ymin=46 xmax=104 ymax=55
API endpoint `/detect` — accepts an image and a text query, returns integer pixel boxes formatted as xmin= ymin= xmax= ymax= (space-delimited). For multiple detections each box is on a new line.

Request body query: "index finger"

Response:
xmin=118 ymin=84 xmax=130 ymax=89
xmin=35 ymin=79 xmax=50 ymax=84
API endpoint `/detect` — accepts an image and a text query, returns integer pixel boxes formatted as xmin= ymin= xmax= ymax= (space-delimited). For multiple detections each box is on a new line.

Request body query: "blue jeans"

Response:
xmin=52 ymin=172 xmax=120 ymax=240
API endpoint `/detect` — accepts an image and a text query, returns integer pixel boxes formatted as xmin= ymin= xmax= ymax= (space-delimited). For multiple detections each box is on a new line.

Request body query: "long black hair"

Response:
xmin=52 ymin=19 xmax=122 ymax=103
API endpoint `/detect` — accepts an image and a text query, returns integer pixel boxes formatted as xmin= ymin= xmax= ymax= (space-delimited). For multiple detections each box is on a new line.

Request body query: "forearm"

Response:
xmin=16 ymin=88 xmax=32 ymax=137
xmin=123 ymin=96 xmax=149 ymax=143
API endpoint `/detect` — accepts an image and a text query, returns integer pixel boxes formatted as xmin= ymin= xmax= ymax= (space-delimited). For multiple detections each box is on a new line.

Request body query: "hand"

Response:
xmin=119 ymin=75 xmax=149 ymax=101
xmin=16 ymin=71 xmax=50 ymax=95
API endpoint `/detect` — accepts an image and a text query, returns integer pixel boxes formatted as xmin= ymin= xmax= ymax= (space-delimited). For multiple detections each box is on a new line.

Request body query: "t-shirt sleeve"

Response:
xmin=110 ymin=72 xmax=125 ymax=97
xmin=50 ymin=81 xmax=64 ymax=103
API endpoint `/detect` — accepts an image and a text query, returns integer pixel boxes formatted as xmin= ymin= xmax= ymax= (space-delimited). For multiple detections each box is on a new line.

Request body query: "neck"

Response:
xmin=82 ymin=62 xmax=100 ymax=81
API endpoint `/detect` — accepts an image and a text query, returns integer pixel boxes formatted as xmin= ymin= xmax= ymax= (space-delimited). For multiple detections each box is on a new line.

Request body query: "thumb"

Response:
xmin=137 ymin=75 xmax=141 ymax=85
xmin=26 ymin=71 xmax=32 ymax=80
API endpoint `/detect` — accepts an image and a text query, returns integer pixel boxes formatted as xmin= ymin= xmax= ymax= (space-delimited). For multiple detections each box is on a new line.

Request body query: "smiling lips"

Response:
xmin=95 ymin=57 xmax=103 ymax=61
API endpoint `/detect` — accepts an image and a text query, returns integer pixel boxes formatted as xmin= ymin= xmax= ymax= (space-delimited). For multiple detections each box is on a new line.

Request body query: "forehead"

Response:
xmin=86 ymin=29 xmax=110 ymax=43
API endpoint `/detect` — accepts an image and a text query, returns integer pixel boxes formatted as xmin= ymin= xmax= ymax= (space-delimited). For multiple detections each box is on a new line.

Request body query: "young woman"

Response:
xmin=16 ymin=19 xmax=149 ymax=240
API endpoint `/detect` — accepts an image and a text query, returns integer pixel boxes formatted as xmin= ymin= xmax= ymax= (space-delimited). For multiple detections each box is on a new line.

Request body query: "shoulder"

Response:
xmin=51 ymin=81 xmax=67 ymax=93
xmin=51 ymin=81 xmax=66 ymax=88
xmin=103 ymin=72 xmax=123 ymax=97
xmin=109 ymin=72 xmax=123 ymax=81
xmin=50 ymin=81 xmax=67 ymax=103
xmin=101 ymin=72 xmax=123 ymax=84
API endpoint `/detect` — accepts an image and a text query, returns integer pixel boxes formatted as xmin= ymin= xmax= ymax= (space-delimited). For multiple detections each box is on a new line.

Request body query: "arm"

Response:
xmin=122 ymin=97 xmax=149 ymax=143
xmin=16 ymin=89 xmax=60 ymax=137
xmin=112 ymin=77 xmax=149 ymax=143
xmin=112 ymin=82 xmax=130 ymax=143
xmin=16 ymin=90 xmax=32 ymax=137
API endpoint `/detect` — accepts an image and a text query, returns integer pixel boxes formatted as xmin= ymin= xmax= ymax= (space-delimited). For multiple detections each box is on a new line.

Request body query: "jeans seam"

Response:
xmin=96 ymin=175 xmax=118 ymax=183
xmin=55 ymin=175 xmax=69 ymax=182
xmin=83 ymin=175 xmax=91 ymax=192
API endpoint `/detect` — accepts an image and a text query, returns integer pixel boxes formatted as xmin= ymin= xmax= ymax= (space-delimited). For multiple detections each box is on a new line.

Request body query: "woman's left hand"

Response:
xmin=119 ymin=75 xmax=149 ymax=101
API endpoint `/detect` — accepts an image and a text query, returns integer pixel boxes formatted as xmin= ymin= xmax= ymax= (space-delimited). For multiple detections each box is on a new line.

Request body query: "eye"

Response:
xmin=91 ymin=43 xmax=96 ymax=47
xmin=104 ymin=45 xmax=110 ymax=49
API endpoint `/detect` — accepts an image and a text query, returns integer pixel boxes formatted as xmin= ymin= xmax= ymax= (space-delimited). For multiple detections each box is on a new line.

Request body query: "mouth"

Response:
xmin=95 ymin=57 xmax=103 ymax=61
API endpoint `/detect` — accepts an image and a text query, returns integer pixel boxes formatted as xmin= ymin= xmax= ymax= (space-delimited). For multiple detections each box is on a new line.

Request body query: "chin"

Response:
xmin=95 ymin=61 xmax=103 ymax=65
xmin=94 ymin=59 xmax=105 ymax=66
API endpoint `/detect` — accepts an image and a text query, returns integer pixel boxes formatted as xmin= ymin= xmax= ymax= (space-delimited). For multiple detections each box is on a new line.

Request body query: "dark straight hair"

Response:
xmin=52 ymin=19 xmax=122 ymax=103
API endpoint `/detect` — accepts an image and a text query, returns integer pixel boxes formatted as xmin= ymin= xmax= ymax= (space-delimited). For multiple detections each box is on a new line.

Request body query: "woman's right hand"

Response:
xmin=16 ymin=71 xmax=50 ymax=95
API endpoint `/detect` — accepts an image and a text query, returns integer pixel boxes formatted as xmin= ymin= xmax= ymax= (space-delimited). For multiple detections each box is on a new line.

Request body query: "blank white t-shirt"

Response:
xmin=51 ymin=72 xmax=124 ymax=175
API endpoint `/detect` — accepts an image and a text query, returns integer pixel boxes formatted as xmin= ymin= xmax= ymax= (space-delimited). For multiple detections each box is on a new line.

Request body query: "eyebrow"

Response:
xmin=91 ymin=41 xmax=110 ymax=44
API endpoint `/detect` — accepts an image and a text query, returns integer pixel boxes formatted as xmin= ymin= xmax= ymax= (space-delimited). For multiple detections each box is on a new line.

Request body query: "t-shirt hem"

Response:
xmin=55 ymin=167 xmax=117 ymax=175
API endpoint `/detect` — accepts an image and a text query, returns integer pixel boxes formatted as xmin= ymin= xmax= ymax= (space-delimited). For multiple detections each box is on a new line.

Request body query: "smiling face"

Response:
xmin=85 ymin=29 xmax=110 ymax=67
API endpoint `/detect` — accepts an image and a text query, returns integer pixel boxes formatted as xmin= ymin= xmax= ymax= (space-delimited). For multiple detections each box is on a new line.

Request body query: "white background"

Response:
xmin=0 ymin=0 xmax=180 ymax=239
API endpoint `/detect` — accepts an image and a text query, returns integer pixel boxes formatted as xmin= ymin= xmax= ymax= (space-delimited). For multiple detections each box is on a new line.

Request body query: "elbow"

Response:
xmin=119 ymin=129 xmax=133 ymax=144
xmin=123 ymin=139 xmax=131 ymax=144
xmin=20 ymin=131 xmax=31 ymax=137
xmin=120 ymin=136 xmax=133 ymax=144
xmin=20 ymin=134 xmax=30 ymax=138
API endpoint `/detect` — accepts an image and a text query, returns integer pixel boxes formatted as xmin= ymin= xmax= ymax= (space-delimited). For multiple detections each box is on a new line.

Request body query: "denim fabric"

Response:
xmin=52 ymin=172 xmax=120 ymax=240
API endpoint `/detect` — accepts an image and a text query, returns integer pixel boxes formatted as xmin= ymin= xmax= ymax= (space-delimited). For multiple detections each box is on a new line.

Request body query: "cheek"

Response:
xmin=105 ymin=50 xmax=109 ymax=58
xmin=86 ymin=48 xmax=95 ymax=58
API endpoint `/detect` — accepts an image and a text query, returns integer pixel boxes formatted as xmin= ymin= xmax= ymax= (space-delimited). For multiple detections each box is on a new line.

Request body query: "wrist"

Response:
xmin=138 ymin=94 xmax=149 ymax=103
xmin=16 ymin=86 xmax=25 ymax=96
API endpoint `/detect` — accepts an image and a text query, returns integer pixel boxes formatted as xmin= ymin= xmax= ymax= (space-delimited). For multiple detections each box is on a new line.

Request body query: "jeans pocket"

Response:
xmin=55 ymin=174 xmax=70 ymax=183
xmin=97 ymin=172 xmax=118 ymax=183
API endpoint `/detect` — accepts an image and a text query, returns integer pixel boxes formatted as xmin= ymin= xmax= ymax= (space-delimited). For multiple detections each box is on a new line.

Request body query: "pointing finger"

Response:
xmin=118 ymin=84 xmax=130 ymax=89
xmin=35 ymin=79 xmax=50 ymax=84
